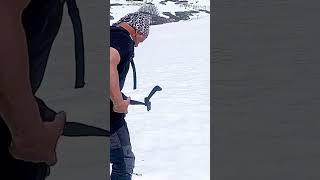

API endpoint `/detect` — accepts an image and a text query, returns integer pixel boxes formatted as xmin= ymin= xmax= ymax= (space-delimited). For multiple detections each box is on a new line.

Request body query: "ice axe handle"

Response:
xmin=129 ymin=99 xmax=145 ymax=105
xmin=123 ymin=85 xmax=162 ymax=111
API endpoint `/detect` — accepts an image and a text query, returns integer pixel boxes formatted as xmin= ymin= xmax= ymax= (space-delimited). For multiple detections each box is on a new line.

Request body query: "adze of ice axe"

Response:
xmin=127 ymin=85 xmax=162 ymax=111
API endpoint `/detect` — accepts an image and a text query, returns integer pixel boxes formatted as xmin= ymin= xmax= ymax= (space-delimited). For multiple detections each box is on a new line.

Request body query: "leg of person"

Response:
xmin=110 ymin=121 xmax=135 ymax=180
xmin=0 ymin=118 xmax=50 ymax=180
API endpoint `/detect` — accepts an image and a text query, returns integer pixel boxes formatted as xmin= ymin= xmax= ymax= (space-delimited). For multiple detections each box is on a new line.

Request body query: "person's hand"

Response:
xmin=113 ymin=97 xmax=131 ymax=114
xmin=9 ymin=111 xmax=66 ymax=166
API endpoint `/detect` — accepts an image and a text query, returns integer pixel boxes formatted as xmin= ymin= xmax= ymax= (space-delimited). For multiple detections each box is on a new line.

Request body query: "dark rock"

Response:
xmin=190 ymin=10 xmax=200 ymax=14
xmin=151 ymin=16 xmax=171 ymax=25
xmin=175 ymin=11 xmax=191 ymax=20
xmin=110 ymin=3 xmax=123 ymax=6
xmin=174 ymin=0 xmax=188 ymax=5
xmin=162 ymin=12 xmax=180 ymax=22
xmin=199 ymin=9 xmax=210 ymax=14
xmin=165 ymin=0 xmax=179 ymax=3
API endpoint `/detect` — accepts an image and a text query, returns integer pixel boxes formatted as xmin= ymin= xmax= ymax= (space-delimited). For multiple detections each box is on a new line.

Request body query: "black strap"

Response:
xmin=131 ymin=60 xmax=137 ymax=90
xmin=66 ymin=0 xmax=85 ymax=88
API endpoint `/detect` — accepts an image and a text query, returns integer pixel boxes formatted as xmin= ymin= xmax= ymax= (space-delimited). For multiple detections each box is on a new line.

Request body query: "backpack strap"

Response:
xmin=66 ymin=0 xmax=85 ymax=88
xmin=131 ymin=59 xmax=137 ymax=90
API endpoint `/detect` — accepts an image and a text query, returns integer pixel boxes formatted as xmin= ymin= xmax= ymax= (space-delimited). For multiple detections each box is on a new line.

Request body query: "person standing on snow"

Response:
xmin=109 ymin=11 xmax=152 ymax=180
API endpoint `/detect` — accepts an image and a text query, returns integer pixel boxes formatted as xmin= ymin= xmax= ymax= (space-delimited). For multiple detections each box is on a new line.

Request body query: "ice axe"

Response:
xmin=124 ymin=85 xmax=162 ymax=111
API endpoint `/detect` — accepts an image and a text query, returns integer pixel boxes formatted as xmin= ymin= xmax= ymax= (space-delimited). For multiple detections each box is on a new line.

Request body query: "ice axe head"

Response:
xmin=145 ymin=98 xmax=152 ymax=111
xmin=144 ymin=85 xmax=162 ymax=111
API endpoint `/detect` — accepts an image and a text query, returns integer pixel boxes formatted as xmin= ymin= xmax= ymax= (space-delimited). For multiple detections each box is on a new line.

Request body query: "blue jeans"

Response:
xmin=110 ymin=121 xmax=135 ymax=180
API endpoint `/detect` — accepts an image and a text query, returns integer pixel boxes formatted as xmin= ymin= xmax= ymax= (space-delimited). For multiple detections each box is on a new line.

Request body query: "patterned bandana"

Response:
xmin=113 ymin=12 xmax=152 ymax=37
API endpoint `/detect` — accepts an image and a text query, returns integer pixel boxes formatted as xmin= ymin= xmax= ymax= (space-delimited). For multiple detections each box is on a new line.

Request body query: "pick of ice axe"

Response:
xmin=125 ymin=85 xmax=162 ymax=111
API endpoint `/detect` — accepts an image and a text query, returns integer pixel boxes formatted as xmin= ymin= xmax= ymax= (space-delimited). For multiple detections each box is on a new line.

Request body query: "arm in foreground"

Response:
xmin=0 ymin=1 xmax=65 ymax=166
